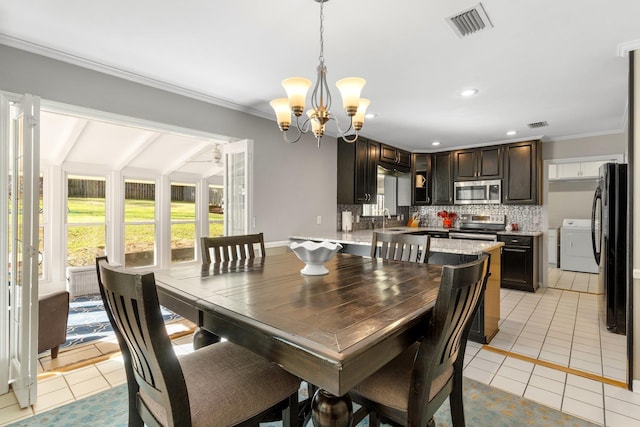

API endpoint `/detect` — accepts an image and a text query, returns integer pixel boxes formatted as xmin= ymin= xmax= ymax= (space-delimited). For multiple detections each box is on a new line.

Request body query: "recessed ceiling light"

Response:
xmin=365 ymin=112 xmax=377 ymax=119
xmin=459 ymin=88 xmax=478 ymax=97
xmin=432 ymin=141 xmax=441 ymax=146
xmin=506 ymin=130 xmax=517 ymax=136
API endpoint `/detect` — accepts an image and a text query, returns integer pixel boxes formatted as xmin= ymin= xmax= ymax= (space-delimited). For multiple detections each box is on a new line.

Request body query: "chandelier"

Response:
xmin=270 ymin=0 xmax=370 ymax=147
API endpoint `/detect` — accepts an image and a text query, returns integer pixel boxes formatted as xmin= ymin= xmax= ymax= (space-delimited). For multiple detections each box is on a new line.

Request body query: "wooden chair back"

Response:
xmin=200 ymin=233 xmax=265 ymax=263
xmin=408 ymin=254 xmax=489 ymax=425
xmin=370 ymin=232 xmax=430 ymax=263
xmin=96 ymin=257 xmax=190 ymax=427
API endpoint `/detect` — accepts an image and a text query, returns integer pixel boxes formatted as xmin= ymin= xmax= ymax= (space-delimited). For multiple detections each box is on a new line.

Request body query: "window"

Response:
xmin=208 ymin=184 xmax=224 ymax=238
xmin=66 ymin=175 xmax=106 ymax=267
xmin=124 ymin=179 xmax=155 ymax=268
xmin=170 ymin=182 xmax=196 ymax=263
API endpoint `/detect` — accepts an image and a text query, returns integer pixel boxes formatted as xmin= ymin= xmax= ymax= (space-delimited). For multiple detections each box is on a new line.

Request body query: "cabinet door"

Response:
xmin=556 ymin=163 xmax=582 ymax=179
xmin=503 ymin=140 xmax=540 ymax=204
xmin=501 ymin=246 xmax=532 ymax=290
xmin=432 ymin=152 xmax=453 ymax=204
xmin=454 ymin=147 xmax=502 ymax=181
xmin=365 ymin=140 xmax=379 ymax=199
xmin=412 ymin=153 xmax=432 ymax=205
xmin=397 ymin=149 xmax=412 ymax=169
xmin=453 ymin=150 xmax=477 ymax=181
xmin=379 ymin=144 xmax=397 ymax=165
xmin=478 ymin=146 xmax=502 ymax=179
xmin=580 ymin=161 xmax=606 ymax=178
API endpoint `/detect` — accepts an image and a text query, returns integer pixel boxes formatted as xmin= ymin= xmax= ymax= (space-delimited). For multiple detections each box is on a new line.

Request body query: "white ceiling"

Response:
xmin=2 ymin=0 xmax=640 ymax=152
xmin=39 ymin=111 xmax=226 ymax=177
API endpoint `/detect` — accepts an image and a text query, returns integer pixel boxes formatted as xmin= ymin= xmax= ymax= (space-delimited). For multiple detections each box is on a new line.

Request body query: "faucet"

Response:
xmin=382 ymin=208 xmax=391 ymax=229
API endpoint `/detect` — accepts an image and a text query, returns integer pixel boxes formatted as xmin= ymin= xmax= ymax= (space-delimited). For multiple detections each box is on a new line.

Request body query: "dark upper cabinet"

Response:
xmin=432 ymin=151 xmax=454 ymax=205
xmin=412 ymin=153 xmax=432 ymax=205
xmin=337 ymin=137 xmax=379 ymax=204
xmin=379 ymin=143 xmax=411 ymax=172
xmin=503 ymin=140 xmax=541 ymax=204
xmin=453 ymin=146 xmax=502 ymax=181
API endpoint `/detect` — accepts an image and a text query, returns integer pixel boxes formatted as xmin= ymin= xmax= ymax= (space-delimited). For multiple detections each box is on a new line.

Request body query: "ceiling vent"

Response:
xmin=527 ymin=121 xmax=549 ymax=129
xmin=447 ymin=3 xmax=493 ymax=38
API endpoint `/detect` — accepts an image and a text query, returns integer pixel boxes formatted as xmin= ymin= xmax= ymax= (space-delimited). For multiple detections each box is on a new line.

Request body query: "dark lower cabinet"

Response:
xmin=499 ymin=234 xmax=539 ymax=292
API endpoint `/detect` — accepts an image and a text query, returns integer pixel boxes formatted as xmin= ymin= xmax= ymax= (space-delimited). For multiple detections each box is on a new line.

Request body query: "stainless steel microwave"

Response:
xmin=454 ymin=180 xmax=501 ymax=205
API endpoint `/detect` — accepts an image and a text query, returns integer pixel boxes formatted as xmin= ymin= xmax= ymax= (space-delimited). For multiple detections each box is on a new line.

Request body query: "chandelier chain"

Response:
xmin=318 ymin=0 xmax=325 ymax=65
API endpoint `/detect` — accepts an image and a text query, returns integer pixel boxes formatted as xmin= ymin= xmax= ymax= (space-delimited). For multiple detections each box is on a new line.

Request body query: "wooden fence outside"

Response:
xmin=68 ymin=179 xmax=197 ymax=202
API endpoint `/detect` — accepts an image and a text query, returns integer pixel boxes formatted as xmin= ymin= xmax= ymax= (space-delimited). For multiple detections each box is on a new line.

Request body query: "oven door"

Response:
xmin=449 ymin=232 xmax=498 ymax=242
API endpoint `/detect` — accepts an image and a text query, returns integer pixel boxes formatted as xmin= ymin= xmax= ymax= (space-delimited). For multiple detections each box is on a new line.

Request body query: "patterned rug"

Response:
xmin=8 ymin=378 xmax=599 ymax=427
xmin=62 ymin=295 xmax=181 ymax=349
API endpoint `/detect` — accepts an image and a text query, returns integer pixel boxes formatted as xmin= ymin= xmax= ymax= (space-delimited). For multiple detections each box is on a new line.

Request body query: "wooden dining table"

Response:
xmin=154 ymin=252 xmax=444 ymax=426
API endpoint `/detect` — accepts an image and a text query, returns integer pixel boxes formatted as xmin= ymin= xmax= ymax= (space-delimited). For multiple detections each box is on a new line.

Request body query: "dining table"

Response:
xmin=154 ymin=252 xmax=444 ymax=427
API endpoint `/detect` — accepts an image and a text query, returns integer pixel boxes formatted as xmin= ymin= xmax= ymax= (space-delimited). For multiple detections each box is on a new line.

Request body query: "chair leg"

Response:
xmin=282 ymin=392 xmax=299 ymax=427
xmin=51 ymin=346 xmax=59 ymax=359
xmin=369 ymin=411 xmax=381 ymax=427
xmin=450 ymin=372 xmax=465 ymax=427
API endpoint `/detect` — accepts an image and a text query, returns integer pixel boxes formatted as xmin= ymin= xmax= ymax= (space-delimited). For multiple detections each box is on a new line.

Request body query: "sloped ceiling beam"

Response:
xmin=162 ymin=141 xmax=213 ymax=175
xmin=54 ymin=117 xmax=89 ymax=165
xmin=113 ymin=131 xmax=161 ymax=171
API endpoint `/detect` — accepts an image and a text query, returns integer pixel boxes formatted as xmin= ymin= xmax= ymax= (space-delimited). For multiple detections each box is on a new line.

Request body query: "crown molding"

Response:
xmin=0 ymin=34 xmax=273 ymax=121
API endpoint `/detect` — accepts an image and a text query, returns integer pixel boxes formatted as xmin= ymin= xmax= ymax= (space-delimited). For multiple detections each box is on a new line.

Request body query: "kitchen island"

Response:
xmin=290 ymin=228 xmax=503 ymax=344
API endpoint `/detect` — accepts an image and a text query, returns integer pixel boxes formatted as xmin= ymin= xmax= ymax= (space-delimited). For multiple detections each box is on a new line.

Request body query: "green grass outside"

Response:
xmin=67 ymin=197 xmax=224 ymax=266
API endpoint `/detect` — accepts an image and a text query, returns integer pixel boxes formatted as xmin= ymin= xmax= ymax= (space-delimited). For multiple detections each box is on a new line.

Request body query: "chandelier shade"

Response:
xmin=270 ymin=0 xmax=369 ymax=146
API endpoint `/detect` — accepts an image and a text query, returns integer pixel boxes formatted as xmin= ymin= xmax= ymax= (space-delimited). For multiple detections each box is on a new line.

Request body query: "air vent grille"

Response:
xmin=527 ymin=121 xmax=549 ymax=129
xmin=447 ymin=3 xmax=493 ymax=38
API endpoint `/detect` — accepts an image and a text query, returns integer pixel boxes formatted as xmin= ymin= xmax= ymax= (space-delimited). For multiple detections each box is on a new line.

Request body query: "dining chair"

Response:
xmin=95 ymin=256 xmax=300 ymax=427
xmin=350 ymin=255 xmax=490 ymax=427
xmin=200 ymin=232 xmax=266 ymax=263
xmin=370 ymin=232 xmax=430 ymax=263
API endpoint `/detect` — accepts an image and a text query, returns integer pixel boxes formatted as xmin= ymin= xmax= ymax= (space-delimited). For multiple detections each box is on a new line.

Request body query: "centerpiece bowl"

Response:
xmin=289 ymin=241 xmax=342 ymax=276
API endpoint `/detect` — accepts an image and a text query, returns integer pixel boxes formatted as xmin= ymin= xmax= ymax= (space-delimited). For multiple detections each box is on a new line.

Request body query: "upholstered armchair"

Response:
xmin=38 ymin=290 xmax=69 ymax=359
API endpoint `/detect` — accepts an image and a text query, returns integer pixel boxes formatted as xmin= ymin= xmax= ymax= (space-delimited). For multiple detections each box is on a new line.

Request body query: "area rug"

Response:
xmin=62 ymin=295 xmax=181 ymax=349
xmin=8 ymin=378 xmax=598 ymax=427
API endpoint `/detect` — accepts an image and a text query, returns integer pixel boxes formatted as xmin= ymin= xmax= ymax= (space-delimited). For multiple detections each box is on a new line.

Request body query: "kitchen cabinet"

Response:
xmin=337 ymin=137 xmax=379 ymax=204
xmin=502 ymin=140 xmax=541 ymax=204
xmin=379 ymin=143 xmax=411 ymax=172
xmin=432 ymin=151 xmax=454 ymax=205
xmin=499 ymin=234 xmax=539 ymax=292
xmin=411 ymin=153 xmax=432 ymax=205
xmin=549 ymin=160 xmax=607 ymax=180
xmin=453 ymin=146 xmax=502 ymax=181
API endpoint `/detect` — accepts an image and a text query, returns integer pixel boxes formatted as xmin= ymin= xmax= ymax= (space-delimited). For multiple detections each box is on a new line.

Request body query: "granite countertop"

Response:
xmin=290 ymin=228 xmax=505 ymax=256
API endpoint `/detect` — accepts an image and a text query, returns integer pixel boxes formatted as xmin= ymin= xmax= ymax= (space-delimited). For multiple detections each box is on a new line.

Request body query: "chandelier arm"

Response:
xmin=282 ymin=115 xmax=313 ymax=144
xmin=331 ymin=114 xmax=355 ymax=137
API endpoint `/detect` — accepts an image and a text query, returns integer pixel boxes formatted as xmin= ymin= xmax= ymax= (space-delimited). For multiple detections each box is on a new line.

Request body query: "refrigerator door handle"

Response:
xmin=591 ymin=186 xmax=602 ymax=265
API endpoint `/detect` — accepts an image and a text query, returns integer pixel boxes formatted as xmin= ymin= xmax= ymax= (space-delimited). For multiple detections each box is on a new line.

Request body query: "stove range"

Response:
xmin=449 ymin=214 xmax=506 ymax=241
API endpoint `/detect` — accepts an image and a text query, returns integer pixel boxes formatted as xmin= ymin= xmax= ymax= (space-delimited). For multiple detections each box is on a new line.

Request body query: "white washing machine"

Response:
xmin=560 ymin=219 xmax=598 ymax=273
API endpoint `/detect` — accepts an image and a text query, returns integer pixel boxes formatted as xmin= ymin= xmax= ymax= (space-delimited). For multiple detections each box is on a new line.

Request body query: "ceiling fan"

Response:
xmin=187 ymin=144 xmax=223 ymax=165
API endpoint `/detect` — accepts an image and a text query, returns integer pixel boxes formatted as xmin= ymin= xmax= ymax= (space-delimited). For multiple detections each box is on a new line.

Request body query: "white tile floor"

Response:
xmin=460 ymin=269 xmax=638 ymax=427
xmin=1 ymin=279 xmax=639 ymax=426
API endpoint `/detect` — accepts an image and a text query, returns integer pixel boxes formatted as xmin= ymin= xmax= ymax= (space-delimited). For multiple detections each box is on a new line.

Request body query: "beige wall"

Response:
xmin=0 ymin=43 xmax=338 ymax=243
xmin=547 ymin=180 xmax=598 ymax=229
xmin=542 ymin=133 xmax=627 ymax=160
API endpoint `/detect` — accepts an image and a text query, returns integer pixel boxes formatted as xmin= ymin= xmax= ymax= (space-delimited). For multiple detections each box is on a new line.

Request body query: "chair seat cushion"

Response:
xmin=352 ymin=342 xmax=453 ymax=413
xmin=141 ymin=341 xmax=300 ymax=426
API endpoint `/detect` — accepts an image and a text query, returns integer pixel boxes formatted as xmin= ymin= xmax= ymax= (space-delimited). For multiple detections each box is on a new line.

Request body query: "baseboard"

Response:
xmin=633 ymin=379 xmax=640 ymax=393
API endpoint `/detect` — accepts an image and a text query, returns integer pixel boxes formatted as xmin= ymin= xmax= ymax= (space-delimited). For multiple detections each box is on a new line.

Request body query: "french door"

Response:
xmin=0 ymin=93 xmax=40 ymax=406
xmin=223 ymin=139 xmax=253 ymax=236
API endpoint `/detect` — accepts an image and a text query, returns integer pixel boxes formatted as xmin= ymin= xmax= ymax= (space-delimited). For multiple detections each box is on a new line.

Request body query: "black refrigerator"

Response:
xmin=591 ymin=162 xmax=627 ymax=335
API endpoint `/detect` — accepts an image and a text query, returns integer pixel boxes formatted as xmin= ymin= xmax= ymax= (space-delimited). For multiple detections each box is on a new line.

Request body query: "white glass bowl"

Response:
xmin=289 ymin=241 xmax=342 ymax=275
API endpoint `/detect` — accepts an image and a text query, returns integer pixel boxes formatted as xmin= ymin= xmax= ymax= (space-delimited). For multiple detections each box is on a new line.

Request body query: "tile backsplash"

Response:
xmin=337 ymin=204 xmax=543 ymax=232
